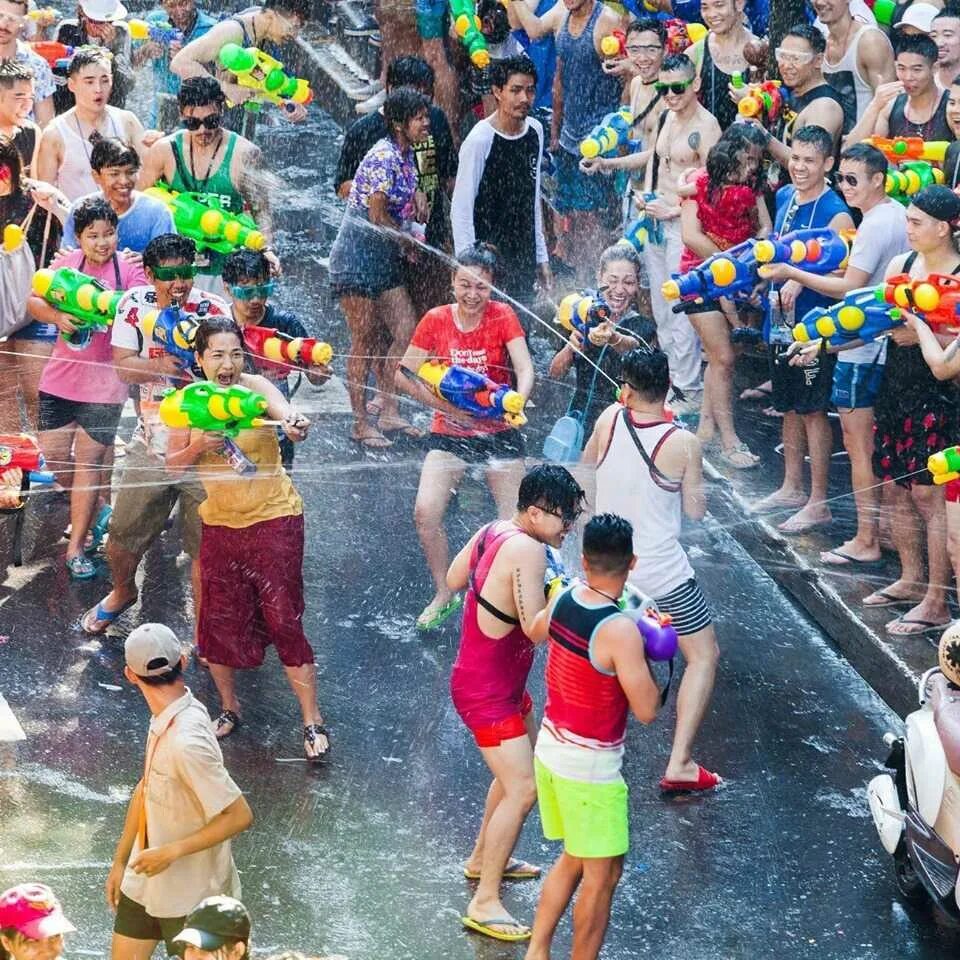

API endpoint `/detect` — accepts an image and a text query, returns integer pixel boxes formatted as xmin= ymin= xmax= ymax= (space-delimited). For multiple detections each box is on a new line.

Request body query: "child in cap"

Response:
xmin=171 ymin=896 xmax=250 ymax=960
xmin=0 ymin=884 xmax=75 ymax=960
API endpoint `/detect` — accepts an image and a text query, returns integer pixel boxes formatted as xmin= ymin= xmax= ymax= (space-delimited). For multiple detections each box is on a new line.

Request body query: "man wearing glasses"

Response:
xmin=0 ymin=0 xmax=57 ymax=126
xmin=81 ymin=232 xmax=230 ymax=636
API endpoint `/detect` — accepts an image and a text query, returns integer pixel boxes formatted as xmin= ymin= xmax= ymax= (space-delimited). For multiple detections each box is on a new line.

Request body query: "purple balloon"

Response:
xmin=637 ymin=612 xmax=678 ymax=661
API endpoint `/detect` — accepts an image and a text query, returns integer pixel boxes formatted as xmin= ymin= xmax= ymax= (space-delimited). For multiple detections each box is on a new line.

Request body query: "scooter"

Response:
xmin=867 ymin=656 xmax=960 ymax=918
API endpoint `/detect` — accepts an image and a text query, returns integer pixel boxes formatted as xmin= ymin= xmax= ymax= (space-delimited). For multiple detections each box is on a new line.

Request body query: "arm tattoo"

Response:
xmin=514 ymin=567 xmax=526 ymax=621
xmin=688 ymin=130 xmax=701 ymax=152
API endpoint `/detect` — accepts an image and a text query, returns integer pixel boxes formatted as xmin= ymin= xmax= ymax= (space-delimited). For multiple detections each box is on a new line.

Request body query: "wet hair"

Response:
xmin=784 ymin=22 xmax=826 ymax=55
xmin=706 ymin=123 xmax=766 ymax=191
xmin=67 ymin=46 xmax=113 ymax=77
xmin=386 ymin=56 xmax=434 ymax=93
xmin=839 ymin=142 xmax=887 ymax=180
xmin=455 ymin=242 xmax=499 ymax=281
xmin=222 ymin=249 xmax=271 ymax=285
xmin=626 ymin=17 xmax=666 ymax=45
xmin=383 ymin=87 xmax=431 ymax=133
xmin=263 ymin=0 xmax=311 ymax=18
xmin=895 ymin=33 xmax=939 ymax=65
xmin=0 ymin=60 xmax=33 ymax=91
xmin=934 ymin=3 xmax=960 ymax=23
xmin=791 ymin=124 xmax=834 ymax=157
xmin=0 ymin=136 xmax=24 ymax=199
xmin=143 ymin=233 xmax=196 ymax=271
xmin=598 ymin=243 xmax=641 ymax=278
xmin=478 ymin=0 xmax=511 ymax=44
xmin=178 ymin=75 xmax=226 ymax=110
xmin=90 ymin=136 xmax=139 ymax=172
xmin=583 ymin=514 xmax=634 ymax=575
xmin=659 ymin=53 xmax=695 ymax=77
xmin=194 ymin=316 xmax=245 ymax=356
xmin=137 ymin=658 xmax=184 ymax=686
xmin=490 ymin=55 xmax=538 ymax=89
xmin=621 ymin=347 xmax=670 ymax=401
xmin=911 ymin=185 xmax=960 ymax=232
xmin=517 ymin=464 xmax=586 ymax=515
xmin=73 ymin=196 xmax=118 ymax=237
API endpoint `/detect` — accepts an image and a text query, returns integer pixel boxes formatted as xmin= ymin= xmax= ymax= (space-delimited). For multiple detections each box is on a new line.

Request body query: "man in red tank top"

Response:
xmin=447 ymin=464 xmax=585 ymax=944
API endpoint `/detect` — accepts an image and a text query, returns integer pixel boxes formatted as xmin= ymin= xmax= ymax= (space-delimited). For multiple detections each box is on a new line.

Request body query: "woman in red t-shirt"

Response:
xmin=397 ymin=244 xmax=534 ymax=630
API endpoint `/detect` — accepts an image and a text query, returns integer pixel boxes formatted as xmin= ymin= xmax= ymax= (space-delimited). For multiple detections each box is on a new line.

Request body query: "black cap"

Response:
xmin=172 ymin=897 xmax=251 ymax=952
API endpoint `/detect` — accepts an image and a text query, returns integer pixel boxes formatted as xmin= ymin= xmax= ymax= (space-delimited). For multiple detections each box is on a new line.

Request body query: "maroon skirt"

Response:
xmin=198 ymin=513 xmax=315 ymax=669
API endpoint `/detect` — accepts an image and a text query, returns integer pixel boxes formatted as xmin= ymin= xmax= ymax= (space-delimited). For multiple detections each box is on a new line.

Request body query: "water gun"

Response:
xmin=664 ymin=18 xmax=706 ymax=54
xmin=449 ymin=0 xmax=490 ymax=68
xmin=885 ymin=161 xmax=944 ymax=205
xmin=544 ymin=545 xmax=569 ymax=601
xmin=600 ymin=30 xmax=627 ymax=58
xmin=627 ymin=608 xmax=679 ymax=661
xmin=30 ymin=40 xmax=74 ymax=68
xmin=661 ymin=238 xmax=759 ymax=306
xmin=141 ymin=307 xmax=200 ymax=371
xmin=738 ymin=80 xmax=786 ymax=122
xmin=864 ymin=136 xmax=949 ymax=165
xmin=877 ymin=272 xmax=960 ymax=328
xmin=3 ymin=223 xmax=25 ymax=252
xmin=792 ymin=287 xmax=901 ymax=346
xmin=31 ymin=267 xmax=122 ymax=343
xmin=864 ymin=0 xmax=896 ymax=26
xmin=416 ymin=360 xmax=527 ymax=427
xmin=754 ymin=227 xmax=854 ymax=275
xmin=217 ymin=43 xmax=313 ymax=112
xmin=243 ymin=325 xmax=333 ymax=372
xmin=127 ymin=18 xmax=183 ymax=44
xmin=556 ymin=292 xmax=613 ymax=336
xmin=144 ymin=183 xmax=266 ymax=256
xmin=28 ymin=8 xmax=61 ymax=26
xmin=0 ymin=434 xmax=56 ymax=487
xmin=158 ymin=382 xmax=273 ymax=437
xmin=621 ymin=198 xmax=664 ymax=252
xmin=579 ymin=107 xmax=634 ymax=160
xmin=928 ymin=445 xmax=960 ymax=485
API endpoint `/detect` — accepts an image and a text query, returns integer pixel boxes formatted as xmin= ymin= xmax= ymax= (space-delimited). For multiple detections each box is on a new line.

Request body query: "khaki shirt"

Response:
xmin=121 ymin=689 xmax=243 ymax=918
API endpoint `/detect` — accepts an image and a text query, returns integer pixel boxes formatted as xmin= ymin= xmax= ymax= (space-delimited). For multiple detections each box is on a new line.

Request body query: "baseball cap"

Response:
xmin=124 ymin=623 xmax=183 ymax=678
xmin=78 ymin=0 xmax=129 ymax=22
xmin=0 ymin=884 xmax=76 ymax=940
xmin=895 ymin=2 xmax=938 ymax=32
xmin=172 ymin=897 xmax=251 ymax=953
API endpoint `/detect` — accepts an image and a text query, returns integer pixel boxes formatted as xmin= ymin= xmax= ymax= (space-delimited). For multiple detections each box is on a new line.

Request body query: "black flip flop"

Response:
xmin=304 ymin=723 xmax=330 ymax=763
xmin=863 ymin=590 xmax=919 ymax=609
xmin=213 ymin=709 xmax=241 ymax=738
xmin=820 ymin=549 xmax=883 ymax=567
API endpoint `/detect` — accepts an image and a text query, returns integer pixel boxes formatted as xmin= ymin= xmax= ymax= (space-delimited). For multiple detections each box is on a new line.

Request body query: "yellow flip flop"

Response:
xmin=461 ymin=916 xmax=531 ymax=942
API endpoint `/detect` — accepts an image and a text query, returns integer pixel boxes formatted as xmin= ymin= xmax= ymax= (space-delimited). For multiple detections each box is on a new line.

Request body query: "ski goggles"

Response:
xmin=654 ymin=78 xmax=694 ymax=94
xmin=229 ymin=281 xmax=275 ymax=301
xmin=181 ymin=114 xmax=223 ymax=131
xmin=151 ymin=264 xmax=197 ymax=281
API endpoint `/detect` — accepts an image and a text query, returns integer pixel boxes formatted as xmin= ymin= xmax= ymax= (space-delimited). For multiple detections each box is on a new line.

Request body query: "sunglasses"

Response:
xmin=181 ymin=114 xmax=222 ymax=131
xmin=774 ymin=48 xmax=815 ymax=64
xmin=230 ymin=281 xmax=275 ymax=301
xmin=152 ymin=264 xmax=197 ymax=281
xmin=836 ymin=173 xmax=860 ymax=187
xmin=654 ymin=79 xmax=693 ymax=94
xmin=539 ymin=504 xmax=583 ymax=527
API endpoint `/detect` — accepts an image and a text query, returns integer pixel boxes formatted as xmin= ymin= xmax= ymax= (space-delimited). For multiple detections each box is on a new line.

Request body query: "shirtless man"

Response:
xmin=812 ymin=0 xmax=895 ymax=136
xmin=640 ymin=53 xmax=720 ymax=411
xmin=447 ymin=463 xmax=585 ymax=944
xmin=931 ymin=7 xmax=960 ymax=89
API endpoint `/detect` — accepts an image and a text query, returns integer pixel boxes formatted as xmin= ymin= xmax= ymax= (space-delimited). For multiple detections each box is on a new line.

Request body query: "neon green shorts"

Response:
xmin=534 ymin=757 xmax=629 ymax=859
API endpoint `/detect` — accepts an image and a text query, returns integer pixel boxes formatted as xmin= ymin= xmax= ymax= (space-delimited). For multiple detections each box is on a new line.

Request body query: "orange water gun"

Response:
xmin=877 ymin=273 xmax=960 ymax=328
xmin=864 ymin=136 xmax=949 ymax=165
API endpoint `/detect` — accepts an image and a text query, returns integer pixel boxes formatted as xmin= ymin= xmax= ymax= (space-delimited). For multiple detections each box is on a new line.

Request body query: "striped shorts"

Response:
xmin=654 ymin=577 xmax=713 ymax=636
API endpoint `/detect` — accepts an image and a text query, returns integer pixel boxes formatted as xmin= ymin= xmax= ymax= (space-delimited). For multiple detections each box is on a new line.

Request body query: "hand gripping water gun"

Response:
xmin=877 ymin=273 xmax=960 ymax=328
xmin=158 ymin=382 xmax=274 ymax=437
xmin=864 ymin=0 xmax=895 ymax=25
xmin=792 ymin=287 xmax=902 ymax=346
xmin=621 ymin=195 xmax=665 ymax=252
xmin=449 ymin=0 xmax=490 ymax=68
xmin=417 ymin=360 xmax=527 ymax=427
xmin=664 ymin=18 xmax=707 ymax=54
xmin=618 ymin=587 xmax=679 ymax=704
xmin=28 ymin=8 xmax=62 ymax=27
xmin=864 ymin=136 xmax=950 ymax=165
xmin=544 ymin=545 xmax=569 ymax=601
xmin=754 ymin=227 xmax=854 ymax=275
xmin=0 ymin=434 xmax=56 ymax=487
xmin=737 ymin=80 xmax=786 ymax=122
xmin=144 ymin=183 xmax=266 ymax=255
xmin=31 ymin=267 xmax=122 ymax=343
xmin=141 ymin=307 xmax=200 ymax=370
xmin=661 ymin=238 xmax=759 ymax=307
xmin=217 ymin=43 xmax=313 ymax=112
xmin=127 ymin=18 xmax=183 ymax=44
xmin=885 ymin=161 xmax=945 ymax=205
xmin=30 ymin=40 xmax=74 ymax=68
xmin=556 ymin=291 xmax=613 ymax=336
xmin=600 ymin=30 xmax=627 ymax=58
xmin=929 ymin=445 xmax=960 ymax=484
xmin=579 ymin=107 xmax=634 ymax=160
xmin=243 ymin=325 xmax=333 ymax=372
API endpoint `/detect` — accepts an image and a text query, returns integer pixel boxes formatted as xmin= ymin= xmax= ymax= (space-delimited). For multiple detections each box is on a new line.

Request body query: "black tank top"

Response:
xmin=887 ymin=90 xmax=952 ymax=142
xmin=548 ymin=588 xmax=620 ymax=654
xmin=699 ymin=37 xmax=740 ymax=132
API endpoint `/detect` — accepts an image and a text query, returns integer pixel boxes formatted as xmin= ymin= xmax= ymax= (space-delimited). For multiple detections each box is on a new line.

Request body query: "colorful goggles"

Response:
xmin=229 ymin=281 xmax=275 ymax=301
xmin=151 ymin=264 xmax=197 ymax=281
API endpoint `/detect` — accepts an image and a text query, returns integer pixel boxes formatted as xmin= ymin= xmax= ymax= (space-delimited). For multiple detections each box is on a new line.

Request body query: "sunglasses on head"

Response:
xmin=836 ymin=173 xmax=860 ymax=186
xmin=230 ymin=281 xmax=275 ymax=301
xmin=654 ymin=79 xmax=693 ymax=94
xmin=152 ymin=264 xmax=197 ymax=281
xmin=181 ymin=114 xmax=222 ymax=131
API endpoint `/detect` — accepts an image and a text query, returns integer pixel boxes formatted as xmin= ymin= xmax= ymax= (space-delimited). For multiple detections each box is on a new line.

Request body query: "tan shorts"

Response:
xmin=108 ymin=442 xmax=205 ymax=558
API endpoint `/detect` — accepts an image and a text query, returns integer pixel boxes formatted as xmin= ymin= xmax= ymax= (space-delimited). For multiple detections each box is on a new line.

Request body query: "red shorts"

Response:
xmin=198 ymin=513 xmax=315 ymax=669
xmin=470 ymin=691 xmax=534 ymax=748
xmin=946 ymin=479 xmax=960 ymax=504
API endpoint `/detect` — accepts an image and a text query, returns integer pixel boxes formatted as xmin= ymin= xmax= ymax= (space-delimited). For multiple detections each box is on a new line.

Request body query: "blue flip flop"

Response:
xmin=80 ymin=597 xmax=136 ymax=635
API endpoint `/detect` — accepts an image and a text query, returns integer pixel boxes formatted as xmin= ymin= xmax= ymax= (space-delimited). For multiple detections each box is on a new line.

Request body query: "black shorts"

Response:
xmin=681 ymin=299 xmax=722 ymax=316
xmin=428 ymin=430 xmax=526 ymax=464
xmin=114 ymin=893 xmax=186 ymax=953
xmin=38 ymin=391 xmax=123 ymax=444
xmin=769 ymin=343 xmax=836 ymax=415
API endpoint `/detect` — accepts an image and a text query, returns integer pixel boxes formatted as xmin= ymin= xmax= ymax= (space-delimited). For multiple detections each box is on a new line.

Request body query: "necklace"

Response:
xmin=588 ymin=586 xmax=621 ymax=605
xmin=188 ymin=132 xmax=224 ymax=194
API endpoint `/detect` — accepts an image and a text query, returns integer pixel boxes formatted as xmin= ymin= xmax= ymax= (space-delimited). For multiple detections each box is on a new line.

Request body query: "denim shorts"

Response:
xmin=554 ymin=148 xmax=617 ymax=214
xmin=416 ymin=0 xmax=447 ymax=38
xmin=831 ymin=360 xmax=885 ymax=410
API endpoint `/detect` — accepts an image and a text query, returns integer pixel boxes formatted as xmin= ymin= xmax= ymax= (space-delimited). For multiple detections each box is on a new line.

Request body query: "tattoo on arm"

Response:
xmin=514 ymin=567 xmax=526 ymax=621
xmin=688 ymin=130 xmax=701 ymax=152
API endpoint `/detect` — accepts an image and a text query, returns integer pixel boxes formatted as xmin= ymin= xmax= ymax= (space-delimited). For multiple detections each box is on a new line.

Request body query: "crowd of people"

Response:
xmin=3 ymin=0 xmax=960 ymax=953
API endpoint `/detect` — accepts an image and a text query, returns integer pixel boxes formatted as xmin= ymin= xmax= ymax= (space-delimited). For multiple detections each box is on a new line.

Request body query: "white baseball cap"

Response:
xmin=895 ymin=2 xmax=938 ymax=33
xmin=125 ymin=623 xmax=183 ymax=678
xmin=78 ymin=0 xmax=129 ymax=22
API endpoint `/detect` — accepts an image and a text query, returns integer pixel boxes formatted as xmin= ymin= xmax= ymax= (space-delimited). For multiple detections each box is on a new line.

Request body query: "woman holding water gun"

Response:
xmin=396 ymin=244 xmax=534 ymax=631
xmin=164 ymin=316 xmax=329 ymax=762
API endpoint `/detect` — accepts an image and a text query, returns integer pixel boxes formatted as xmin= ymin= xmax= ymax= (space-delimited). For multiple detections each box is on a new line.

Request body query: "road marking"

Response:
xmin=0 ymin=694 xmax=25 ymax=742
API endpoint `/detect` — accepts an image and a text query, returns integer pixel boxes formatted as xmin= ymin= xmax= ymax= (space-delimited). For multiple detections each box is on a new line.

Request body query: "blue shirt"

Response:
xmin=513 ymin=0 xmax=557 ymax=112
xmin=62 ymin=191 xmax=174 ymax=253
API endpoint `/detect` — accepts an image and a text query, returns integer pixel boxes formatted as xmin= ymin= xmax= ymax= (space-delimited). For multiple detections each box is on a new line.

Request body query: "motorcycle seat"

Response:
xmin=931 ymin=672 xmax=960 ymax=776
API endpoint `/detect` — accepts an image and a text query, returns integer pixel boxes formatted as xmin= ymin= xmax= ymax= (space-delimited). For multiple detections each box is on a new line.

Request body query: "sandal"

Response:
xmin=378 ymin=418 xmax=425 ymax=439
xmin=351 ymin=430 xmax=392 ymax=449
xmin=86 ymin=503 xmax=112 ymax=554
xmin=66 ymin=554 xmax=97 ymax=581
xmin=416 ymin=594 xmax=463 ymax=631
xmin=212 ymin=709 xmax=241 ymax=739
xmin=80 ymin=596 xmax=137 ymax=634
xmin=304 ymin=723 xmax=330 ymax=762
xmin=719 ymin=442 xmax=760 ymax=470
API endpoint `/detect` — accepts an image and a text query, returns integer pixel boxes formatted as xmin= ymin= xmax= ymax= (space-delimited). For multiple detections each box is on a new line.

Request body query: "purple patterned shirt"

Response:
xmin=347 ymin=137 xmax=417 ymax=220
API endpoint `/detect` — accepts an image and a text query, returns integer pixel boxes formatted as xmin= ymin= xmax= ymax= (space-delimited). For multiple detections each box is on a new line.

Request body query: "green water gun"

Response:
xmin=449 ymin=0 xmax=490 ymax=68
xmin=218 ymin=43 xmax=313 ymax=112
xmin=158 ymin=382 xmax=276 ymax=437
xmin=32 ymin=267 xmax=122 ymax=342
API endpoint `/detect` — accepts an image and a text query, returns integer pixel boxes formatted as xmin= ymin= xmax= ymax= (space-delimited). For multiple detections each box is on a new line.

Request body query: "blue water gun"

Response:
xmin=661 ymin=238 xmax=759 ymax=308
xmin=141 ymin=307 xmax=200 ymax=372
xmin=417 ymin=360 xmax=527 ymax=427
xmin=128 ymin=18 xmax=184 ymax=45
xmin=754 ymin=227 xmax=854 ymax=276
xmin=580 ymin=107 xmax=635 ymax=159
xmin=555 ymin=290 xmax=613 ymax=337
xmin=621 ymin=196 xmax=664 ymax=252
xmin=792 ymin=287 xmax=902 ymax=346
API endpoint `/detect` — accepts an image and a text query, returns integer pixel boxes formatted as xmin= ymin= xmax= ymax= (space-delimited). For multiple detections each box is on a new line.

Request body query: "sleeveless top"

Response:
xmin=888 ymin=90 xmax=952 ymax=142
xmin=556 ymin=0 xmax=621 ymax=155
xmin=545 ymin=585 xmax=629 ymax=745
xmin=449 ymin=521 xmax=534 ymax=725
xmin=53 ymin=107 xmax=123 ymax=201
xmin=699 ymin=36 xmax=741 ymax=133
xmin=823 ymin=26 xmax=883 ymax=132
xmin=596 ymin=410 xmax=694 ymax=596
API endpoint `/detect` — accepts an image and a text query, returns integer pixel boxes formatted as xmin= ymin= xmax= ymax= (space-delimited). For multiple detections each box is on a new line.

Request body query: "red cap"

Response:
xmin=0 ymin=885 xmax=76 ymax=940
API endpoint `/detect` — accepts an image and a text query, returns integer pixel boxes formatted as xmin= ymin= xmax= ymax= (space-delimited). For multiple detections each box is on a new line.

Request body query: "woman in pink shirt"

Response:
xmin=28 ymin=196 xmax=146 ymax=580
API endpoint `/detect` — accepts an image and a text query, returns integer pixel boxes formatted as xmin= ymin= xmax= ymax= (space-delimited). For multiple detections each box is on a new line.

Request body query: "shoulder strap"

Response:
xmin=171 ymin=133 xmax=194 ymax=191
xmin=904 ymin=250 xmax=918 ymax=272
xmin=621 ymin=409 xmax=682 ymax=492
xmin=469 ymin=523 xmax=522 ymax=626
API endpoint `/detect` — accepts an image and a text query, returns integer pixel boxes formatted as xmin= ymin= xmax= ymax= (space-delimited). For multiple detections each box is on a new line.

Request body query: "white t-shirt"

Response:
xmin=844 ymin=199 xmax=910 ymax=364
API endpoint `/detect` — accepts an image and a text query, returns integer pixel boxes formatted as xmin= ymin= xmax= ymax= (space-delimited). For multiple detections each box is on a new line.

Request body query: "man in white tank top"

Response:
xmin=582 ymin=347 xmax=722 ymax=793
